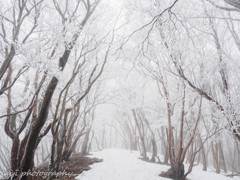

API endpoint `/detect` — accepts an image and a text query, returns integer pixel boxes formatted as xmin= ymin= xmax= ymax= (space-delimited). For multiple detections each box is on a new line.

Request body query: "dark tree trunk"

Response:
xmin=10 ymin=137 xmax=20 ymax=178
xmin=160 ymin=162 xmax=185 ymax=180
xmin=171 ymin=163 xmax=185 ymax=180
xmin=19 ymin=77 xmax=58 ymax=180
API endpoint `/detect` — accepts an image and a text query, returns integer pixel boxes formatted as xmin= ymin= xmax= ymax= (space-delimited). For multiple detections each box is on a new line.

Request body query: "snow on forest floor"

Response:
xmin=76 ymin=149 xmax=240 ymax=180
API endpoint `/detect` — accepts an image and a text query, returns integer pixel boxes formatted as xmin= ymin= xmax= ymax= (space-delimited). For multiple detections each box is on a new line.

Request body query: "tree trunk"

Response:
xmin=211 ymin=142 xmax=220 ymax=174
xmin=199 ymin=136 xmax=207 ymax=171
xmin=161 ymin=162 xmax=185 ymax=180
xmin=218 ymin=142 xmax=227 ymax=173
xmin=102 ymin=125 xmax=105 ymax=149
xmin=150 ymin=135 xmax=157 ymax=162
xmin=19 ymin=77 xmax=58 ymax=180
xmin=132 ymin=110 xmax=147 ymax=158
xmin=81 ymin=130 xmax=90 ymax=155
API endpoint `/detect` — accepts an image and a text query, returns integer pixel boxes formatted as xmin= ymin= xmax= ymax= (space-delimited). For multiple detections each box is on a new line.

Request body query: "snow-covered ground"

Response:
xmin=76 ymin=149 xmax=240 ymax=180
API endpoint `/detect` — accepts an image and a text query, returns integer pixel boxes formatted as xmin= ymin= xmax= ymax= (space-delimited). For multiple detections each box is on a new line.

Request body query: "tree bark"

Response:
xmin=81 ymin=130 xmax=90 ymax=155
xmin=132 ymin=109 xmax=147 ymax=158
xmin=20 ymin=77 xmax=58 ymax=180
xmin=199 ymin=135 xmax=207 ymax=171
xmin=218 ymin=142 xmax=227 ymax=173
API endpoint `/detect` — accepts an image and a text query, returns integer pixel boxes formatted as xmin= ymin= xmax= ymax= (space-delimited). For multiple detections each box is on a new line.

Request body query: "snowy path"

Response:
xmin=76 ymin=149 xmax=240 ymax=180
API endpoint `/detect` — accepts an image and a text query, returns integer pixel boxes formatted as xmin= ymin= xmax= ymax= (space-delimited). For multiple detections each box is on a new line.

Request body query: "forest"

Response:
xmin=0 ymin=0 xmax=240 ymax=180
